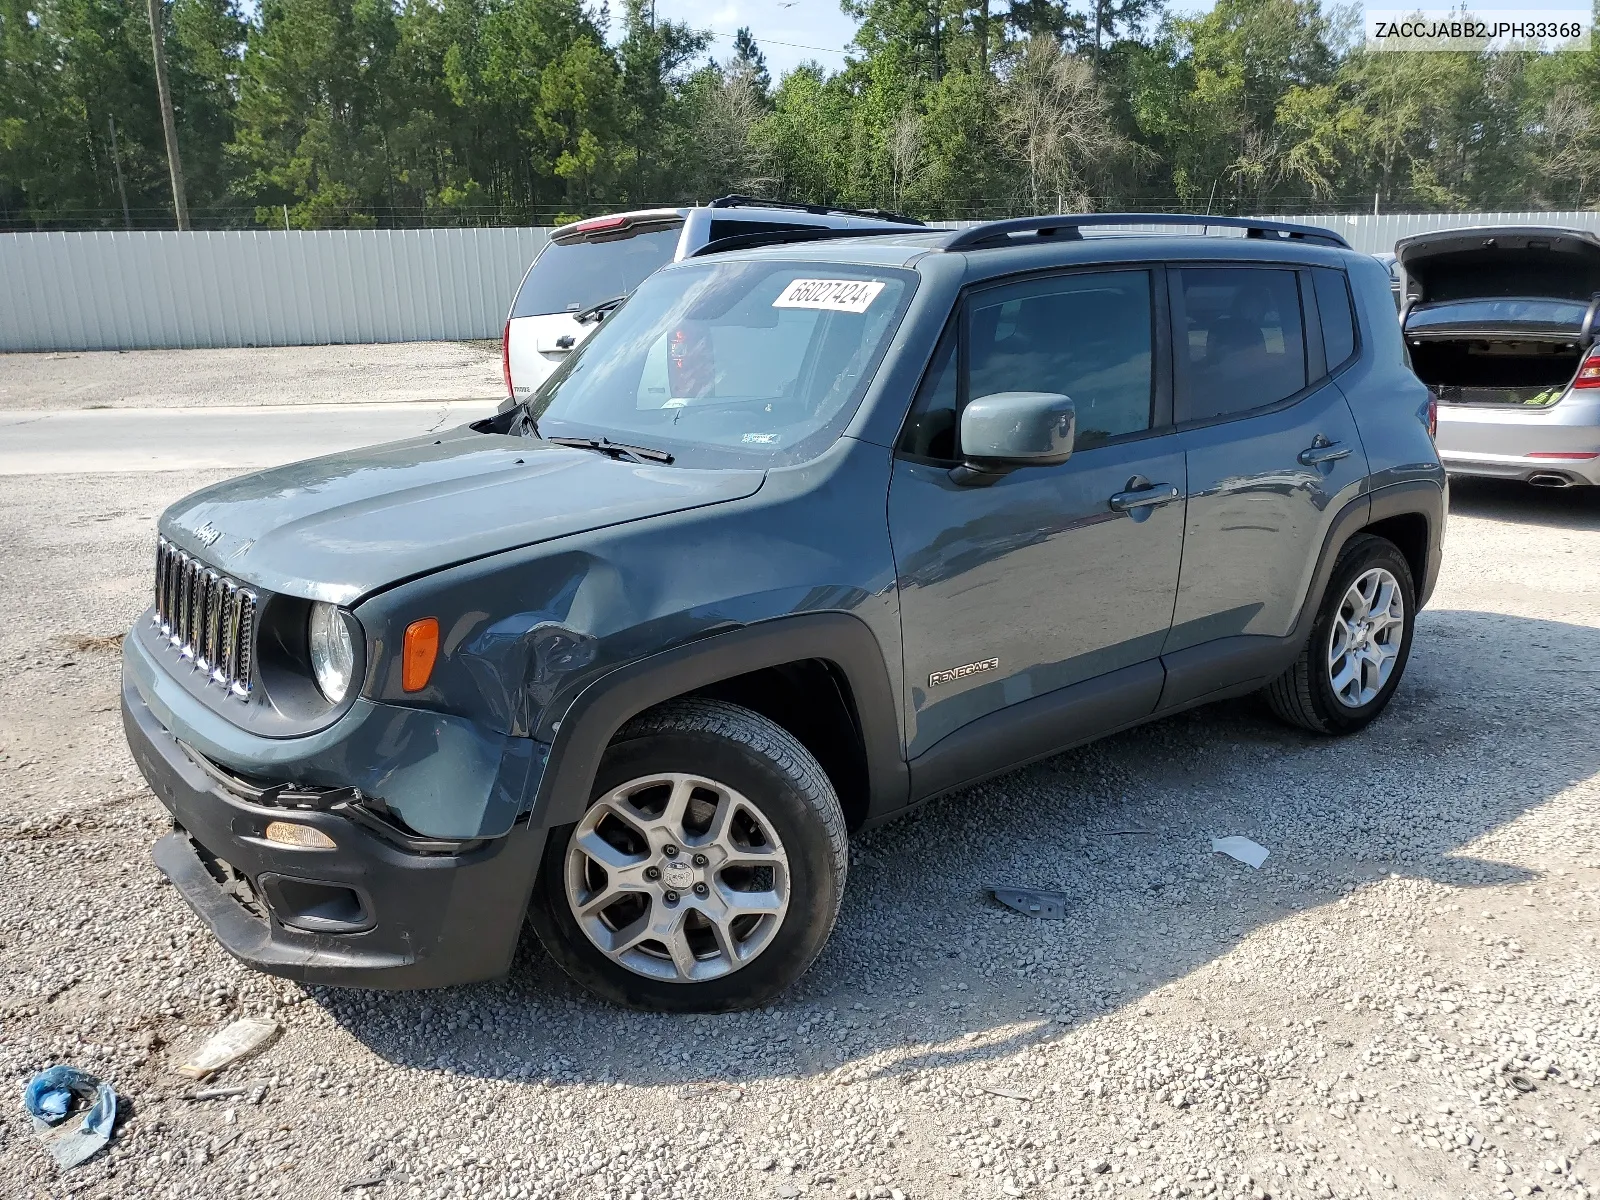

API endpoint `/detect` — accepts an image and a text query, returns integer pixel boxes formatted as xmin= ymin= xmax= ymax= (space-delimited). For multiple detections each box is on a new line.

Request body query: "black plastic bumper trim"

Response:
xmin=127 ymin=667 xmax=546 ymax=989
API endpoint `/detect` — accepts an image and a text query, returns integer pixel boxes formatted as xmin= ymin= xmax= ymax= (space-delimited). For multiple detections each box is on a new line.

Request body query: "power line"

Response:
xmin=696 ymin=27 xmax=850 ymax=57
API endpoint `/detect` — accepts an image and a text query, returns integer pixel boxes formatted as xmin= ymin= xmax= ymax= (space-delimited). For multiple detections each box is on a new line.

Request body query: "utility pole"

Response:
xmin=107 ymin=117 xmax=132 ymax=230
xmin=1092 ymin=0 xmax=1105 ymax=79
xmin=145 ymin=0 xmax=190 ymax=230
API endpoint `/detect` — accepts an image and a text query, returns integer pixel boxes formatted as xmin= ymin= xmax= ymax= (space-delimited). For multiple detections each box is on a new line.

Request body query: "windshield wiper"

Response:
xmin=546 ymin=435 xmax=674 ymax=465
xmin=573 ymin=295 xmax=626 ymax=325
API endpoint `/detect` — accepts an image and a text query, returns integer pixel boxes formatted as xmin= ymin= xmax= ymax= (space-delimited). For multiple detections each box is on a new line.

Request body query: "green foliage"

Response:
xmin=0 ymin=0 xmax=243 ymax=225
xmin=4 ymin=0 xmax=1600 ymax=227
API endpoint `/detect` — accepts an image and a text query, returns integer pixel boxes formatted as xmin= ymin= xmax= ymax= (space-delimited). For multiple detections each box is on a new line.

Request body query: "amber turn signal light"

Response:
xmin=402 ymin=618 xmax=439 ymax=692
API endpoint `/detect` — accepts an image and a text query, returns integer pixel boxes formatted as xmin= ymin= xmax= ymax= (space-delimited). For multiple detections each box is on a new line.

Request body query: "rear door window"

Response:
xmin=1173 ymin=267 xmax=1308 ymax=422
xmin=511 ymin=225 xmax=682 ymax=318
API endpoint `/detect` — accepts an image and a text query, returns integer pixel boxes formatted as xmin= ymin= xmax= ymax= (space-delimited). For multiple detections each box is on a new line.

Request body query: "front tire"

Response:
xmin=1264 ymin=534 xmax=1416 ymax=735
xmin=526 ymin=699 xmax=848 ymax=1012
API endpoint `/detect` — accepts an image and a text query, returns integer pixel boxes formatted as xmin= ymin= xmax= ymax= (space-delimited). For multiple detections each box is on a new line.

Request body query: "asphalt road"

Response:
xmin=0 ymin=400 xmax=498 ymax=474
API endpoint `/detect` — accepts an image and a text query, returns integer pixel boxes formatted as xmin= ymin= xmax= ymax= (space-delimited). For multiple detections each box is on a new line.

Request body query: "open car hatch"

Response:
xmin=1399 ymin=227 xmax=1600 ymax=407
xmin=1398 ymin=226 xmax=1600 ymax=313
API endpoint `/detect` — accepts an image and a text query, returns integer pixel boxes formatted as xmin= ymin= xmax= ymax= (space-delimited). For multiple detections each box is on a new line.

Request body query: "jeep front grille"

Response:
xmin=153 ymin=536 xmax=256 ymax=699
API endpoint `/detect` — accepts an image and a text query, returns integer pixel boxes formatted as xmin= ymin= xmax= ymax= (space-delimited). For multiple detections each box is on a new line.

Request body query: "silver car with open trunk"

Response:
xmin=1398 ymin=226 xmax=1600 ymax=487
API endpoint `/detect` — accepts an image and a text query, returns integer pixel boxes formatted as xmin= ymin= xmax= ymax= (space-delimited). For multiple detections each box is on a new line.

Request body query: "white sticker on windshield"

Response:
xmin=772 ymin=278 xmax=886 ymax=313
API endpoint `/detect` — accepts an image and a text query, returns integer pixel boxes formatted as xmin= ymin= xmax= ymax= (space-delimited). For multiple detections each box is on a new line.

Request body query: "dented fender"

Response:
xmin=351 ymin=436 xmax=909 ymax=831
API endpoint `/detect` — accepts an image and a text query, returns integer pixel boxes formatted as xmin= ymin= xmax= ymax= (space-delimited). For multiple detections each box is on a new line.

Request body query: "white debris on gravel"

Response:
xmin=1 ymin=471 xmax=1598 ymax=1200
xmin=1212 ymin=837 xmax=1271 ymax=869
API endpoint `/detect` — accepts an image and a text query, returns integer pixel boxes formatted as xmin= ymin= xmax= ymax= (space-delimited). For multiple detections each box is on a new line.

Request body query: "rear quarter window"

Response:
xmin=512 ymin=226 xmax=682 ymax=318
xmin=1347 ymin=254 xmax=1408 ymax=367
xmin=1313 ymin=268 xmax=1357 ymax=371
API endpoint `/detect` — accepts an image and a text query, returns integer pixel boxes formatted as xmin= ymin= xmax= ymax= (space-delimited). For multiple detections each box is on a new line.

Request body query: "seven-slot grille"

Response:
xmin=153 ymin=536 xmax=257 ymax=699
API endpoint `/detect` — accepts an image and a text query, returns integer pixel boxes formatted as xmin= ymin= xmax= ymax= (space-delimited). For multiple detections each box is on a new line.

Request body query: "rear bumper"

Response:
xmin=1438 ymin=448 xmax=1600 ymax=486
xmin=125 ymin=671 xmax=545 ymax=989
xmin=1436 ymin=397 xmax=1600 ymax=485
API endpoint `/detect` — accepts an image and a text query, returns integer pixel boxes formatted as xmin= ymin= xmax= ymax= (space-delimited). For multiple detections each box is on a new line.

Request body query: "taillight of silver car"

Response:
xmin=501 ymin=319 xmax=513 ymax=400
xmin=1575 ymin=347 xmax=1600 ymax=390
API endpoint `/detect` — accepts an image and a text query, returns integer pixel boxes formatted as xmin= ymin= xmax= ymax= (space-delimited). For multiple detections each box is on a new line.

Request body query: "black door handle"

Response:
xmin=1298 ymin=438 xmax=1352 ymax=466
xmin=1108 ymin=483 xmax=1181 ymax=512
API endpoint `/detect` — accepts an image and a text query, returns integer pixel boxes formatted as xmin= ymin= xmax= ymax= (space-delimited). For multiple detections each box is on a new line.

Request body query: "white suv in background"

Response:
xmin=500 ymin=197 xmax=924 ymax=404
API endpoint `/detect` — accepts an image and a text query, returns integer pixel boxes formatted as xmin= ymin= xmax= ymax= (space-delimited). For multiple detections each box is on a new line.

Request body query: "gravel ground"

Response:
xmin=1 ymin=474 xmax=1598 ymax=1200
xmin=0 ymin=342 xmax=503 ymax=411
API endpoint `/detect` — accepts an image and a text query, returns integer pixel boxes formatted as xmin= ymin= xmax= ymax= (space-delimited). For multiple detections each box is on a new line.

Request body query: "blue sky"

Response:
xmin=638 ymin=1 xmax=862 ymax=76
xmin=628 ymin=0 xmax=1589 ymax=78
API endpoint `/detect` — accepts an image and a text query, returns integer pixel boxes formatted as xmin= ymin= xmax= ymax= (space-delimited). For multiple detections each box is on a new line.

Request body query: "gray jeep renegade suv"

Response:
xmin=122 ymin=214 xmax=1445 ymax=1012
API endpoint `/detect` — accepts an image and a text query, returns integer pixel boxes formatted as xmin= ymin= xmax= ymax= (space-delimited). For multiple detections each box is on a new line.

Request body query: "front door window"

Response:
xmin=898 ymin=270 xmax=1156 ymax=461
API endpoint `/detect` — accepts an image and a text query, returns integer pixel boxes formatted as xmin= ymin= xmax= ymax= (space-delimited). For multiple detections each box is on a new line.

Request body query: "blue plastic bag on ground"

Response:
xmin=23 ymin=1066 xmax=117 ymax=1170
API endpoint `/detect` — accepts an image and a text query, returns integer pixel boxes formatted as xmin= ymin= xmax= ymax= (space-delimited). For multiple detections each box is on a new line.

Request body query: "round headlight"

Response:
xmin=308 ymin=602 xmax=356 ymax=703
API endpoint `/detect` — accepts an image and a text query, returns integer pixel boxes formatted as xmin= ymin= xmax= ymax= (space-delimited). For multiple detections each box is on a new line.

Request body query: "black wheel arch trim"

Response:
xmin=1365 ymin=477 xmax=1445 ymax=611
xmin=1163 ymin=478 xmax=1441 ymax=712
xmin=528 ymin=612 xmax=909 ymax=830
xmin=1274 ymin=478 xmax=1440 ymax=651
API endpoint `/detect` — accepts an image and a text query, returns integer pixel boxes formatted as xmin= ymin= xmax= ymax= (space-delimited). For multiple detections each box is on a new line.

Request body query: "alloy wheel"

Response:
xmin=564 ymin=773 xmax=790 ymax=983
xmin=1327 ymin=566 xmax=1405 ymax=708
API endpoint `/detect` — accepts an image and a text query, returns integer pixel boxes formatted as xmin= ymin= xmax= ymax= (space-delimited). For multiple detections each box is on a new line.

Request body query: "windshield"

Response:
xmin=526 ymin=259 xmax=915 ymax=467
xmin=511 ymin=225 xmax=683 ymax=318
xmin=1408 ymin=297 xmax=1591 ymax=332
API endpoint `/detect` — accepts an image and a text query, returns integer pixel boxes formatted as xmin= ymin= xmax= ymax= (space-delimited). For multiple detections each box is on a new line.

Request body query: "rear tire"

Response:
xmin=527 ymin=698 xmax=848 ymax=1012
xmin=1264 ymin=534 xmax=1416 ymax=735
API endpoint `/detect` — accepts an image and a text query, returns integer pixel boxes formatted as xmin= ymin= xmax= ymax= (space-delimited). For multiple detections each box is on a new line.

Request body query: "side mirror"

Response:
xmin=951 ymin=391 xmax=1076 ymax=486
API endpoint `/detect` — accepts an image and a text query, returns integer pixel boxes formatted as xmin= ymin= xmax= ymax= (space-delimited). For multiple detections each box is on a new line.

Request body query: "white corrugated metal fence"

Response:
xmin=1299 ymin=210 xmax=1600 ymax=255
xmin=4 ymin=212 xmax=1598 ymax=352
xmin=0 ymin=227 xmax=550 ymax=352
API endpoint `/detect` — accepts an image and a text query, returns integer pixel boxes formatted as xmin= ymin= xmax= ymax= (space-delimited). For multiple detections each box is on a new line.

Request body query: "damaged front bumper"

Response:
xmin=122 ymin=636 xmax=549 ymax=989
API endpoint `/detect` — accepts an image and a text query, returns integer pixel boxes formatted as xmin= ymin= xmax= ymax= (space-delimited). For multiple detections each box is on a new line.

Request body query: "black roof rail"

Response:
xmin=688 ymin=225 xmax=922 ymax=258
xmin=941 ymin=213 xmax=1351 ymax=252
xmin=708 ymin=194 xmax=926 ymax=227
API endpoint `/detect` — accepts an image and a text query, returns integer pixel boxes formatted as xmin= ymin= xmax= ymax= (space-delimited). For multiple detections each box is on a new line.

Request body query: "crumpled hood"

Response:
xmin=159 ymin=427 xmax=764 ymax=604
